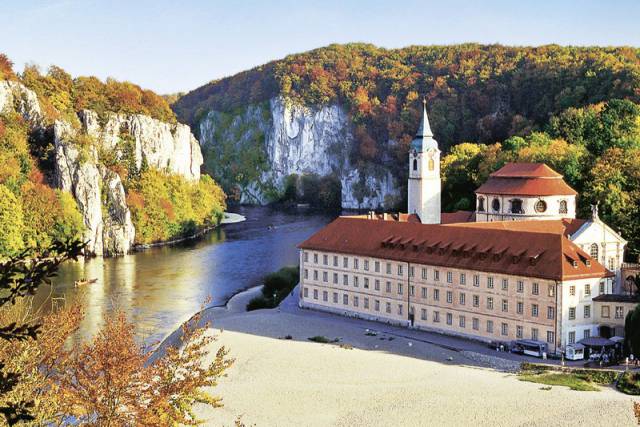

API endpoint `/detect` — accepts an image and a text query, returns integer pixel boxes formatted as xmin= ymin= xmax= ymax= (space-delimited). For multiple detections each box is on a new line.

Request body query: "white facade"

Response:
xmin=475 ymin=194 xmax=576 ymax=222
xmin=407 ymin=102 xmax=441 ymax=224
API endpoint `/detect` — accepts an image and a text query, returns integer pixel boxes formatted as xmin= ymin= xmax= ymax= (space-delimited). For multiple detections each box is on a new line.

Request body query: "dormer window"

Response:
xmin=510 ymin=199 xmax=523 ymax=214
xmin=478 ymin=196 xmax=485 ymax=212
xmin=559 ymin=200 xmax=568 ymax=214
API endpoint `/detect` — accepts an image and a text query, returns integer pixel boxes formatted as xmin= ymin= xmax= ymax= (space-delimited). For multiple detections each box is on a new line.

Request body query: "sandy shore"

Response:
xmin=184 ymin=290 xmax=637 ymax=426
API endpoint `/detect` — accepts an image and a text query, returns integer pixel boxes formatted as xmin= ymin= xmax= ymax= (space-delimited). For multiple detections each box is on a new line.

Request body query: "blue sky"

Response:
xmin=2 ymin=0 xmax=639 ymax=94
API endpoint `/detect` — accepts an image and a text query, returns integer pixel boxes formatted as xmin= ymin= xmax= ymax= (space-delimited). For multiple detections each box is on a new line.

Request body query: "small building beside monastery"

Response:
xmin=298 ymin=101 xmax=634 ymax=354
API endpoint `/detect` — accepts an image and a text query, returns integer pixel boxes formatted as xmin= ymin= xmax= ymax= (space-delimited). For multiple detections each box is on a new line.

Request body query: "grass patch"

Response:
xmin=308 ymin=336 xmax=340 ymax=344
xmin=246 ymin=265 xmax=299 ymax=311
xmin=518 ymin=372 xmax=600 ymax=391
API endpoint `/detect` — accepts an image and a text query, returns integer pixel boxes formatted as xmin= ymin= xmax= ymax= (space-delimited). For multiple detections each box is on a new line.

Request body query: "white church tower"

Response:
xmin=408 ymin=99 xmax=441 ymax=224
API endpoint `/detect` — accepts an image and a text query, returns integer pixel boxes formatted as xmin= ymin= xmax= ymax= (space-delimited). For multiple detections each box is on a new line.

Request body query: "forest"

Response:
xmin=173 ymin=43 xmax=640 ymax=254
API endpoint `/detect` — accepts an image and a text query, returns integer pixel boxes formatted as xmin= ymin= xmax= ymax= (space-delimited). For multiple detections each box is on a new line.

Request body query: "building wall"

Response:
xmin=475 ymin=194 xmax=576 ymax=222
xmin=594 ymin=300 xmax=636 ymax=337
xmin=559 ymin=278 xmax=613 ymax=347
xmin=299 ymin=249 xmax=566 ymax=352
xmin=408 ymin=148 xmax=441 ymax=224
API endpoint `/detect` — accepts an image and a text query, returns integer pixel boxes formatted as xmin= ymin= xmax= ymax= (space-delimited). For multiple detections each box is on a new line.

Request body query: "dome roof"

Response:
xmin=476 ymin=163 xmax=577 ymax=196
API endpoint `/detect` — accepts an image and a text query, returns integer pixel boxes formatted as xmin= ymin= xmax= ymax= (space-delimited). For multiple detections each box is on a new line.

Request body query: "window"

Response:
xmin=615 ymin=306 xmax=624 ymax=319
xmin=333 ymin=273 xmax=338 ymax=284
xmin=487 ymin=320 xmax=494 ymax=333
xmin=364 ymin=260 xmax=369 ymax=271
xmin=569 ymin=285 xmax=575 ymax=296
xmin=517 ymin=301 xmax=523 ymax=314
xmin=569 ymin=307 xmax=576 ymax=320
xmin=608 ymin=258 xmax=615 ymax=271
xmin=322 ymin=271 xmax=328 ymax=282
xmin=501 ymin=323 xmax=508 ymax=336
xmin=548 ymin=284 xmax=555 ymax=297
xmin=487 ymin=297 xmax=494 ymax=310
xmin=589 ymin=243 xmax=599 ymax=260
xmin=354 ymin=258 xmax=359 ymax=270
xmin=478 ymin=196 xmax=486 ymax=212
xmin=409 ymin=266 xmax=415 ymax=277
xmin=304 ymin=251 xmax=309 ymax=262
xmin=459 ymin=316 xmax=466 ymax=328
xmin=447 ymin=271 xmax=453 ymax=283
xmin=304 ymin=269 xmax=309 ymax=279
xmin=516 ymin=325 xmax=523 ymax=339
xmin=409 ymin=285 xmax=415 ymax=297
xmin=446 ymin=313 xmax=453 ymax=325
xmin=532 ymin=304 xmax=539 ymax=317
xmin=397 ymin=265 xmax=403 ymax=276
xmin=386 ymin=281 xmax=392 ymax=293
xmin=354 ymin=276 xmax=359 ymax=287
xmin=422 ymin=268 xmax=427 ymax=279
xmin=569 ymin=331 xmax=575 ymax=344
xmin=386 ymin=302 xmax=391 ymax=313
xmin=434 ymin=270 xmax=440 ymax=281
xmin=313 ymin=253 xmax=318 ymax=263
xmin=421 ymin=287 xmax=427 ymax=298
xmin=354 ymin=296 xmax=359 ymax=307
xmin=559 ymin=200 xmax=568 ymax=214
xmin=487 ymin=276 xmax=494 ymax=289
xmin=601 ymin=305 xmax=610 ymax=318
xmin=472 ymin=318 xmax=479 ymax=330
xmin=304 ymin=287 xmax=309 ymax=298
xmin=343 ymin=294 xmax=348 ymax=305
xmin=398 ymin=304 xmax=403 ymax=315
xmin=501 ymin=278 xmax=508 ymax=291
xmin=413 ymin=158 xmax=418 ymax=171
xmin=446 ymin=291 xmax=453 ymax=303
xmin=599 ymin=281 xmax=605 ymax=295
xmin=386 ymin=263 xmax=392 ymax=274
xmin=584 ymin=305 xmax=591 ymax=319
xmin=473 ymin=295 xmax=479 ymax=307
xmin=459 ymin=293 xmax=466 ymax=305
xmin=374 ymin=261 xmax=380 ymax=272
xmin=364 ymin=278 xmax=369 ymax=289
xmin=532 ymin=282 xmax=539 ymax=295
xmin=375 ymin=280 xmax=380 ymax=291
xmin=460 ymin=273 xmax=466 ymax=285
xmin=313 ymin=270 xmax=318 ymax=281
xmin=502 ymin=299 xmax=508 ymax=312
xmin=547 ymin=331 xmax=555 ymax=344
xmin=343 ymin=257 xmax=348 ymax=268
xmin=531 ymin=328 xmax=539 ymax=341
xmin=517 ymin=280 xmax=524 ymax=293
xmin=343 ymin=274 xmax=348 ymax=286
xmin=333 ymin=292 xmax=338 ymax=303
xmin=510 ymin=199 xmax=523 ymax=214
xmin=583 ymin=329 xmax=591 ymax=340
xmin=398 ymin=284 xmax=403 ymax=295
xmin=547 ymin=306 xmax=555 ymax=319
xmin=333 ymin=256 xmax=338 ymax=267
xmin=374 ymin=300 xmax=380 ymax=311
xmin=492 ymin=198 xmax=500 ymax=212
xmin=323 ymin=254 xmax=328 ymax=265
xmin=585 ymin=284 xmax=591 ymax=296
xmin=323 ymin=291 xmax=328 ymax=302
xmin=364 ymin=298 xmax=369 ymax=309
xmin=421 ymin=308 xmax=427 ymax=320
xmin=434 ymin=289 xmax=440 ymax=301
xmin=535 ymin=199 xmax=547 ymax=213
xmin=433 ymin=311 xmax=440 ymax=323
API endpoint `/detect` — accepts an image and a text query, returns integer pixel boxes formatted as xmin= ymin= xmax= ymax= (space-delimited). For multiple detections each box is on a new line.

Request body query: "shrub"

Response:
xmin=617 ymin=372 xmax=640 ymax=395
xmin=246 ymin=266 xmax=299 ymax=311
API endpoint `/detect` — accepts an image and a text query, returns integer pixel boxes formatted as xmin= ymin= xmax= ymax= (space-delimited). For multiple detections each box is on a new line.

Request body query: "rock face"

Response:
xmin=199 ymin=97 xmax=398 ymax=208
xmin=0 ymin=81 xmax=204 ymax=256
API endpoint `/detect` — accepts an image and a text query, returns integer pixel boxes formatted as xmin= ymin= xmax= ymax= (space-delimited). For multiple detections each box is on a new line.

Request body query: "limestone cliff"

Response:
xmin=0 ymin=81 xmax=204 ymax=256
xmin=198 ymin=97 xmax=398 ymax=208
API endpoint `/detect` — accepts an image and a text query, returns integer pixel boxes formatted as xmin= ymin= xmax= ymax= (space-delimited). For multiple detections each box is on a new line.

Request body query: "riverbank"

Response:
xmin=168 ymin=289 xmax=637 ymax=426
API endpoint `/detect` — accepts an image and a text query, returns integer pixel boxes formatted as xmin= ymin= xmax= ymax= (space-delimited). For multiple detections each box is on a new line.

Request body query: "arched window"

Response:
xmin=535 ymin=200 xmax=547 ymax=213
xmin=413 ymin=159 xmax=418 ymax=171
xmin=492 ymin=198 xmax=500 ymax=212
xmin=510 ymin=199 xmax=523 ymax=214
xmin=559 ymin=200 xmax=568 ymax=214
xmin=589 ymin=243 xmax=599 ymax=260
xmin=478 ymin=196 xmax=485 ymax=212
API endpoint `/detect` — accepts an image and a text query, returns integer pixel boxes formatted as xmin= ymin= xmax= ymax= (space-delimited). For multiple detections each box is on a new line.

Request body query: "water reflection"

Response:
xmin=36 ymin=206 xmax=332 ymax=344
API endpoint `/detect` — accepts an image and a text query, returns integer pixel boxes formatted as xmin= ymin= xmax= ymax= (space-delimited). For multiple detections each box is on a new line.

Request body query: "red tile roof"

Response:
xmin=441 ymin=211 xmax=476 ymax=224
xmin=475 ymin=163 xmax=577 ymax=196
xmin=444 ymin=218 xmax=587 ymax=238
xmin=299 ymin=217 xmax=610 ymax=281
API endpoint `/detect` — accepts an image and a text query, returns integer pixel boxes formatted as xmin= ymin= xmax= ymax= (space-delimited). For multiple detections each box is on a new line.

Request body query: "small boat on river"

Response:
xmin=74 ymin=278 xmax=97 ymax=287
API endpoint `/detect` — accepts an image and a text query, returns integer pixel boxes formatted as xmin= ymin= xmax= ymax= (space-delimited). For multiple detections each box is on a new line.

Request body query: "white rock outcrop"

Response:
xmin=199 ymin=97 xmax=398 ymax=208
xmin=0 ymin=80 xmax=43 ymax=127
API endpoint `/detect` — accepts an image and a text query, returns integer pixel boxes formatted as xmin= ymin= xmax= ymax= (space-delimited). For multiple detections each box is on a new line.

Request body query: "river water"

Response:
xmin=36 ymin=206 xmax=333 ymax=345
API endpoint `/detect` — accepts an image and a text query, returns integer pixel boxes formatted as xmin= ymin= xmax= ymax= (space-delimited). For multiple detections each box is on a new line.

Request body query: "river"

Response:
xmin=35 ymin=206 xmax=333 ymax=346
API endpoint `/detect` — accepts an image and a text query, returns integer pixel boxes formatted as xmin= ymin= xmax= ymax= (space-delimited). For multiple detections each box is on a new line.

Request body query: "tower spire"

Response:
xmin=416 ymin=97 xmax=433 ymax=138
